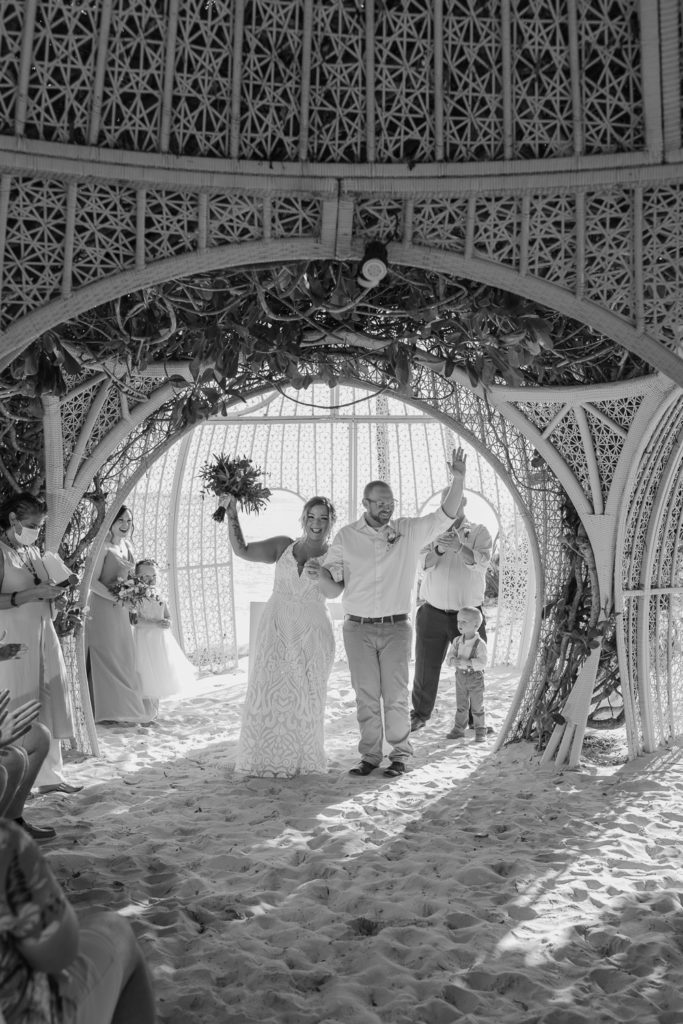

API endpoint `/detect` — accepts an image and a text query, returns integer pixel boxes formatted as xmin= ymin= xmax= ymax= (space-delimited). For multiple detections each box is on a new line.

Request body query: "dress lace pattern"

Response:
xmin=235 ymin=543 xmax=335 ymax=777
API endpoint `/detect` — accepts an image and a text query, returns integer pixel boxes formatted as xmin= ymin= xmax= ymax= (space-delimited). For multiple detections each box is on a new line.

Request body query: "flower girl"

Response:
xmin=132 ymin=560 xmax=196 ymax=708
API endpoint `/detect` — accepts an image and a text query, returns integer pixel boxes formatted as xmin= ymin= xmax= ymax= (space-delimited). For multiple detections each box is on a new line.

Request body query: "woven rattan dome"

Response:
xmin=2 ymin=2 xmax=683 ymax=766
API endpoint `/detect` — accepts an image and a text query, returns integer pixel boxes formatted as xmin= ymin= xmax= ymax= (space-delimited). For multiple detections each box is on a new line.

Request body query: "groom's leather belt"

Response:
xmin=346 ymin=614 xmax=409 ymax=624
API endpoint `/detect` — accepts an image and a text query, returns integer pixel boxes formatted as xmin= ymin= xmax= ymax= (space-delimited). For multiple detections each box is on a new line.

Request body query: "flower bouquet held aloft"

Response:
xmin=199 ymin=453 xmax=272 ymax=522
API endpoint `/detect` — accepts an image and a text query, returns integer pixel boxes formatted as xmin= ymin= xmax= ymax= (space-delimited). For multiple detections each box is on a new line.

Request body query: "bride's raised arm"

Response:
xmin=221 ymin=494 xmax=291 ymax=564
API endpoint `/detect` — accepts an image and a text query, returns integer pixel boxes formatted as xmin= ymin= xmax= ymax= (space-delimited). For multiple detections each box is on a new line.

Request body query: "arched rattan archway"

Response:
xmin=3 ymin=2 xmax=683 ymax=768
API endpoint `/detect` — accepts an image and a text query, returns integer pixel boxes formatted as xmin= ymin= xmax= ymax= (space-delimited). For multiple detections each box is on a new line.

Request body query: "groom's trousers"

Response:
xmin=343 ymin=618 xmax=413 ymax=766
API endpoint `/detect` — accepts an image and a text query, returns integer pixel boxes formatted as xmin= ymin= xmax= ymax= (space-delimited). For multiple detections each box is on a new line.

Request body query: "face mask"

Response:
xmin=14 ymin=522 xmax=41 ymax=545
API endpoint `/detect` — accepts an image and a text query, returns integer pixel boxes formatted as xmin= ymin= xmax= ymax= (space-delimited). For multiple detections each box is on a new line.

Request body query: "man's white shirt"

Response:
xmin=323 ymin=507 xmax=453 ymax=618
xmin=419 ymin=519 xmax=492 ymax=610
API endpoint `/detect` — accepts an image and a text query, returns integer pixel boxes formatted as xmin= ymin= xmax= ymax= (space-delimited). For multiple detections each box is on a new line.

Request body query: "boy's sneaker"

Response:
xmin=446 ymin=728 xmax=465 ymax=740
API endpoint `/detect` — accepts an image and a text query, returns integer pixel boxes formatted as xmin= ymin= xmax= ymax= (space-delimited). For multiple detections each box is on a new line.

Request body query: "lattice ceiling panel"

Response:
xmin=168 ymin=0 xmax=235 ymax=157
xmin=98 ymin=1 xmax=166 ymax=151
xmin=583 ymin=189 xmax=635 ymax=319
xmin=0 ymin=0 xmax=654 ymax=163
xmin=442 ymin=2 xmax=502 ymax=162
xmin=144 ymin=190 xmax=198 ymax=262
xmin=584 ymin=409 xmax=624 ymax=504
xmin=642 ymin=185 xmax=683 ymax=351
xmin=546 ymin=410 xmax=593 ymax=502
xmin=373 ymin=1 xmax=434 ymax=164
xmin=208 ymin=194 xmax=263 ymax=246
xmin=472 ymin=196 xmax=521 ymax=268
xmin=1 ymin=177 xmax=66 ymax=328
xmin=411 ymin=198 xmax=469 ymax=252
xmin=239 ymin=0 xmax=304 ymax=162
xmin=580 ymin=0 xmax=644 ymax=153
xmin=71 ymin=183 xmax=138 ymax=288
xmin=527 ymin=194 xmax=577 ymax=289
xmin=126 ymin=378 xmax=167 ymax=415
xmin=0 ymin=2 xmax=22 ymax=128
xmin=592 ymin=395 xmax=642 ymax=432
xmin=271 ymin=196 xmax=322 ymax=240
xmin=309 ymin=3 xmax=365 ymax=163
xmin=353 ymin=197 xmax=405 ymax=242
xmin=514 ymin=401 xmax=565 ymax=433
xmin=510 ymin=0 xmax=574 ymax=159
xmin=26 ymin=1 xmax=100 ymax=144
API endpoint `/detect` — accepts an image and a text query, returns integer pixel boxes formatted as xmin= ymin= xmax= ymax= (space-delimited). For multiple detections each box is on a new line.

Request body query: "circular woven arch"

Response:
xmin=3 ymin=1 xmax=683 ymax=766
xmin=64 ymin=371 xmax=545 ymax=755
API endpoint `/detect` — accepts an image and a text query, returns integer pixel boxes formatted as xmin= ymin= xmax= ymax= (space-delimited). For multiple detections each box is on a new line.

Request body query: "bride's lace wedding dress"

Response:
xmin=235 ymin=543 xmax=335 ymax=777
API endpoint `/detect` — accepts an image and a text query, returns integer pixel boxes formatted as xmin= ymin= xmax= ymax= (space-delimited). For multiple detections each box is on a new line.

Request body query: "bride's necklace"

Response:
xmin=0 ymin=529 xmax=45 ymax=585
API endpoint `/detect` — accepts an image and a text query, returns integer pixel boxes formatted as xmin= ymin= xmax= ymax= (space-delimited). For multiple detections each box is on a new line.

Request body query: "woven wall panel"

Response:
xmin=25 ymin=0 xmax=101 ymax=144
xmin=71 ymin=183 xmax=138 ymax=287
xmin=0 ymin=0 xmax=651 ymax=161
xmin=583 ymin=188 xmax=635 ymax=320
xmin=1 ymin=177 xmax=66 ymax=328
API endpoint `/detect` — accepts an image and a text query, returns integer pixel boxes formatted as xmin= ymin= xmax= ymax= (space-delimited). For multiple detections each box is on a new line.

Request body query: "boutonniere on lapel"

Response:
xmin=385 ymin=527 xmax=402 ymax=550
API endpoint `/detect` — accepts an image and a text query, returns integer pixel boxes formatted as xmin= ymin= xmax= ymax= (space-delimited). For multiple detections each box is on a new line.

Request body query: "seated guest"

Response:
xmin=0 ymin=673 xmax=57 ymax=842
xmin=0 ymin=818 xmax=157 ymax=1024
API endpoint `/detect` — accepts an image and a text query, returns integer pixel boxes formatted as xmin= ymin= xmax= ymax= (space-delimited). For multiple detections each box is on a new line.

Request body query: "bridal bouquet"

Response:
xmin=199 ymin=453 xmax=271 ymax=522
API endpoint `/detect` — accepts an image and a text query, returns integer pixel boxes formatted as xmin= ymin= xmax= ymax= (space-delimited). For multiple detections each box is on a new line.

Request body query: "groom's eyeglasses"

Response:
xmin=366 ymin=499 xmax=395 ymax=509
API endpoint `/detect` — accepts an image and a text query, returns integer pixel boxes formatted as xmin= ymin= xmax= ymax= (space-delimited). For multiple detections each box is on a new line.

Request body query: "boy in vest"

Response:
xmin=445 ymin=606 xmax=488 ymax=742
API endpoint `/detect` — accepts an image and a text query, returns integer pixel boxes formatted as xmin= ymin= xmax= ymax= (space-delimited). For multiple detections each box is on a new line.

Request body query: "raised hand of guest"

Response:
xmin=442 ymin=446 xmax=467 ymax=518
xmin=0 ymin=691 xmax=41 ymax=748
xmin=447 ymin=445 xmax=467 ymax=479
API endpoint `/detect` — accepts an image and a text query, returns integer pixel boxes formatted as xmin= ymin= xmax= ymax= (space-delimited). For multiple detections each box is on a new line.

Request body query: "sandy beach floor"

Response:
xmin=27 ymin=662 xmax=683 ymax=1024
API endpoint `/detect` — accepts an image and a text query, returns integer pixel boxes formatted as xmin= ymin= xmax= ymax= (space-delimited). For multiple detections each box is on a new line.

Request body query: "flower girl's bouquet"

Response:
xmin=199 ymin=454 xmax=271 ymax=522
xmin=109 ymin=576 xmax=151 ymax=611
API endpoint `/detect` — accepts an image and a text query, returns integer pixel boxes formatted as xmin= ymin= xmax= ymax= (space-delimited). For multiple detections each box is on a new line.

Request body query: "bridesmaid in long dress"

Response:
xmin=0 ymin=492 xmax=81 ymax=799
xmin=86 ymin=506 xmax=151 ymax=724
xmin=223 ymin=494 xmax=344 ymax=777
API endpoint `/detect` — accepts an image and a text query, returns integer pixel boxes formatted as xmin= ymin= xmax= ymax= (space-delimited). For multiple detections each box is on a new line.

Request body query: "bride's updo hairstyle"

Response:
xmin=0 ymin=491 xmax=45 ymax=529
xmin=300 ymin=496 xmax=337 ymax=533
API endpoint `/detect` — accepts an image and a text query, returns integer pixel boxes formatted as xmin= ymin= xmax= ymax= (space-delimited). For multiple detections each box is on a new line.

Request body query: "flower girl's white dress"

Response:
xmin=134 ymin=595 xmax=196 ymax=698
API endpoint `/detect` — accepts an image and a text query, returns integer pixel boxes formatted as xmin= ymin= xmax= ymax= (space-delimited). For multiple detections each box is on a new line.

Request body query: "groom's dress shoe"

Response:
xmin=349 ymin=761 xmax=376 ymax=776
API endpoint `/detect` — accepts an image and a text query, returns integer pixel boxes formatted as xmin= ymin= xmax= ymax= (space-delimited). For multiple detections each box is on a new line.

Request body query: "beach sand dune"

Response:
xmin=29 ymin=664 xmax=683 ymax=1024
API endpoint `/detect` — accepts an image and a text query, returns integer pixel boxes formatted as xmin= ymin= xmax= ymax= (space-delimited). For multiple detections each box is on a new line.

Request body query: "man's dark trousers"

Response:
xmin=411 ymin=602 xmax=487 ymax=722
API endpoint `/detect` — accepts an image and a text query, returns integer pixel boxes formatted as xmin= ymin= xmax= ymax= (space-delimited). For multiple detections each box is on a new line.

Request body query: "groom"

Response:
xmin=320 ymin=448 xmax=467 ymax=778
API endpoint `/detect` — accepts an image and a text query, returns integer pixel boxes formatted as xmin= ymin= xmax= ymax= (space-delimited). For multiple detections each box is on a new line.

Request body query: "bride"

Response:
xmin=223 ymin=494 xmax=343 ymax=777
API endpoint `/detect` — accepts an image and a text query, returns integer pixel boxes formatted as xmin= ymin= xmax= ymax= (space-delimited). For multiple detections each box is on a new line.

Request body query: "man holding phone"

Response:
xmin=410 ymin=493 xmax=493 ymax=732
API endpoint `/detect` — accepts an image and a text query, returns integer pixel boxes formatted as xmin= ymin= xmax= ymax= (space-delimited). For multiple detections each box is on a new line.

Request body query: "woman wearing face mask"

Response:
xmin=85 ymin=506 xmax=152 ymax=725
xmin=0 ymin=492 xmax=81 ymax=812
